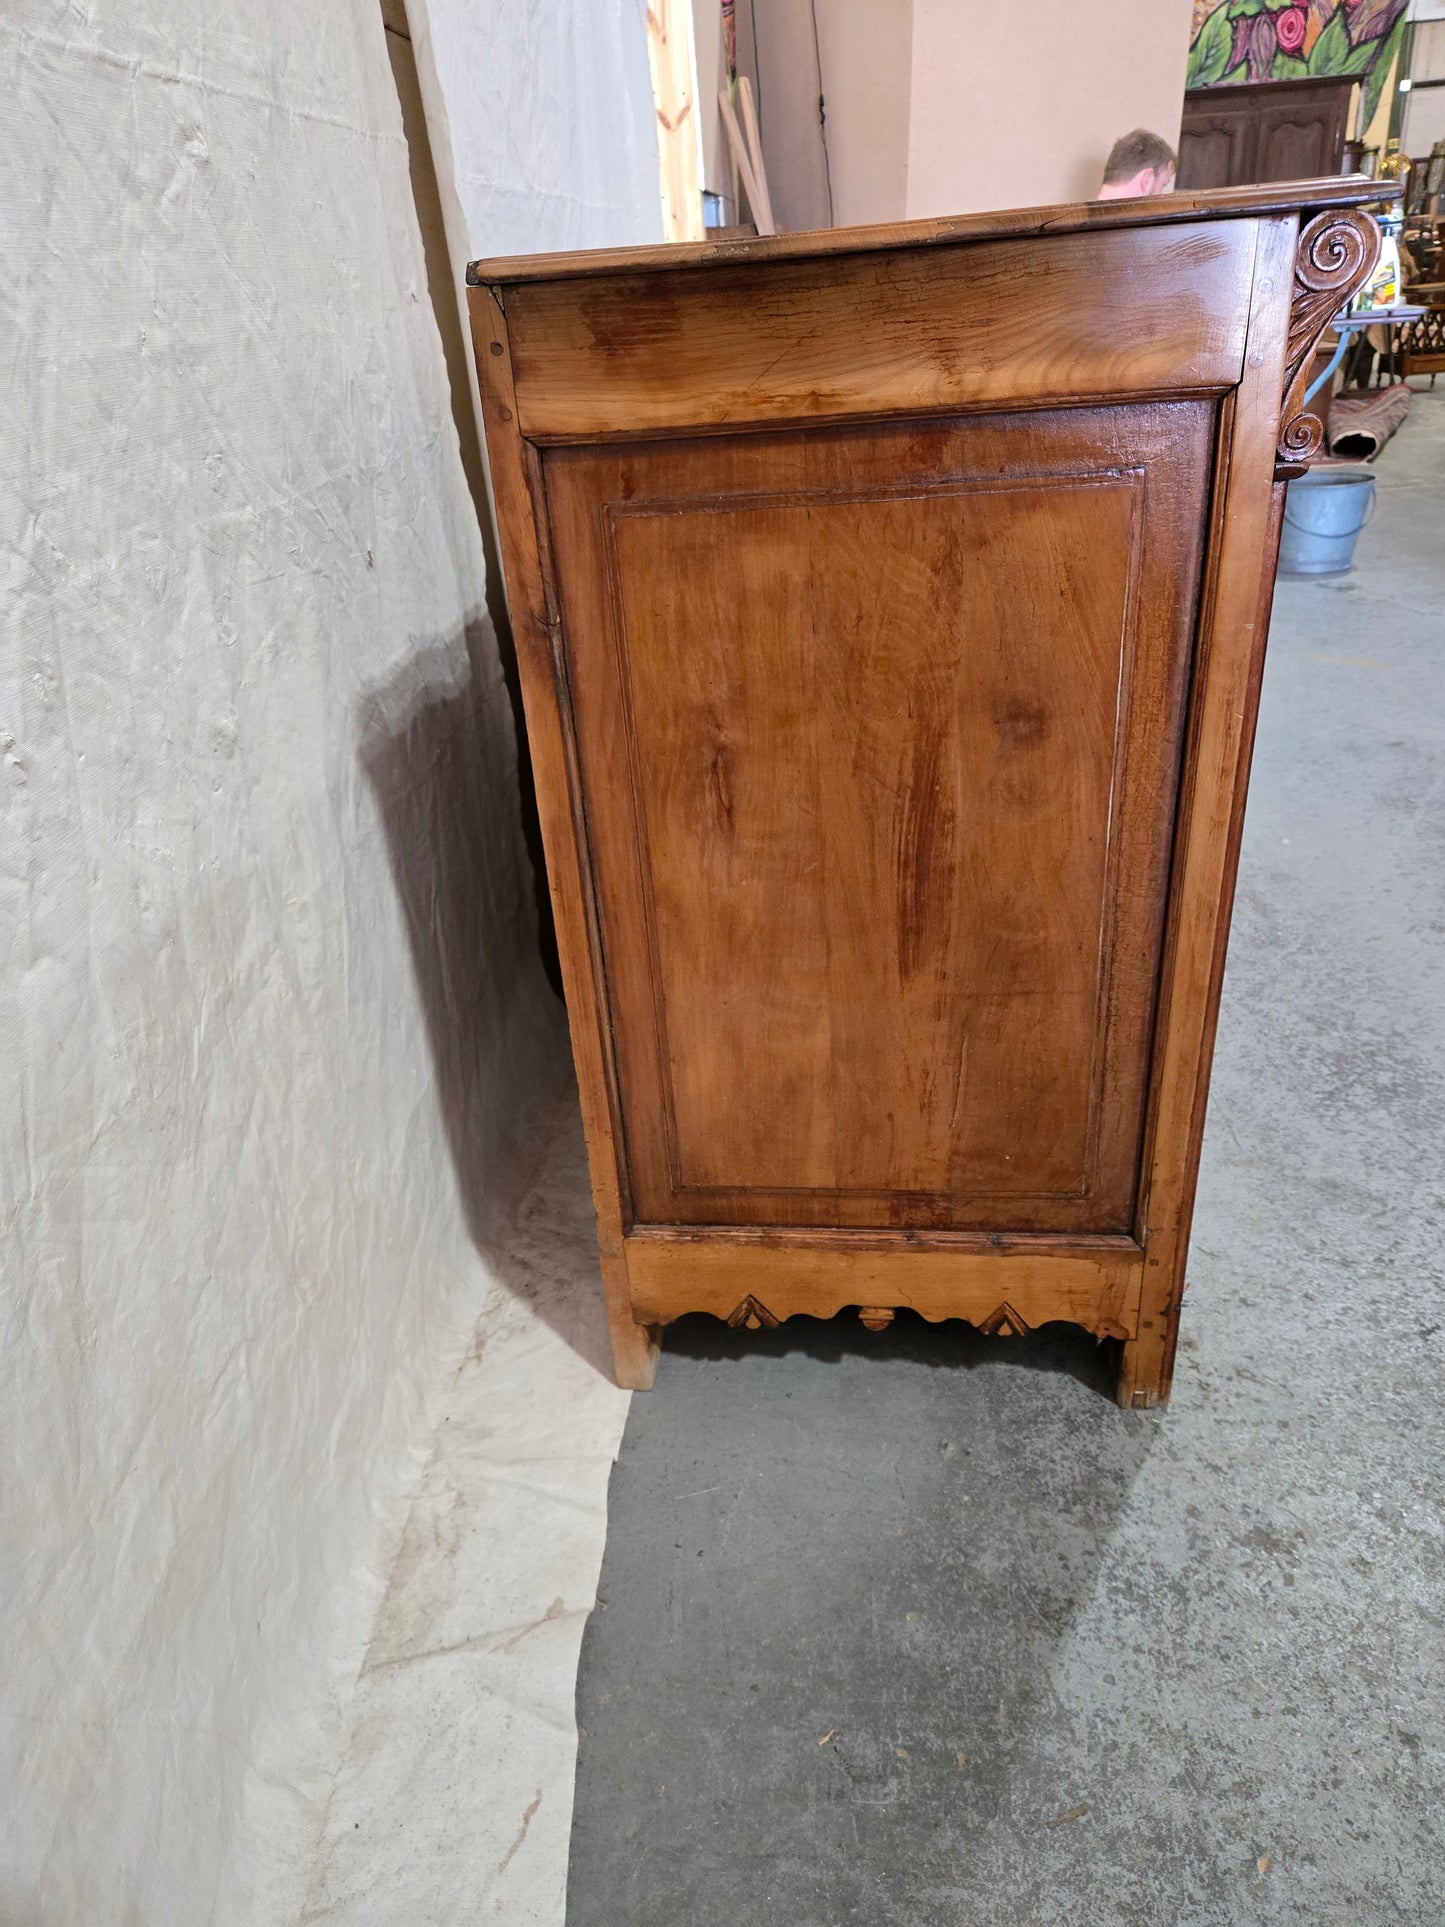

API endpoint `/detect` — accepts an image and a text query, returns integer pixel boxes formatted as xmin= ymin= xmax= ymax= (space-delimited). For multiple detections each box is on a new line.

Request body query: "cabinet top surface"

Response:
xmin=468 ymin=177 xmax=1395 ymax=289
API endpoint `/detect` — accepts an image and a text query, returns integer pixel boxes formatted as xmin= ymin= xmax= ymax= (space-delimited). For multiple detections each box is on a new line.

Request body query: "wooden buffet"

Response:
xmin=468 ymin=180 xmax=1387 ymax=1407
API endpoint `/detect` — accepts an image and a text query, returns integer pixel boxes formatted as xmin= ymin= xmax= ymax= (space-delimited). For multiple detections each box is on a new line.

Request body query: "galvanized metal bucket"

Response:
xmin=1279 ymin=467 xmax=1377 ymax=577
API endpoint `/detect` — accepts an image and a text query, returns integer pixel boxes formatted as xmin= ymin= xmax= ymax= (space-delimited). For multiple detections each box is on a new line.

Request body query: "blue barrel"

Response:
xmin=1278 ymin=467 xmax=1376 ymax=576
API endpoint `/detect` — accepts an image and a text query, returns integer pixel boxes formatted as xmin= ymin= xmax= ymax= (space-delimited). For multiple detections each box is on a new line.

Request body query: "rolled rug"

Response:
xmin=1327 ymin=380 xmax=1413 ymax=460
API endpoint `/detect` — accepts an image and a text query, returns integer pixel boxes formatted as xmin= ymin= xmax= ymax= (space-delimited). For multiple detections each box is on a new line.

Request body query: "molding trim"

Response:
xmin=977 ymin=1301 xmax=1032 ymax=1339
xmin=1276 ymin=207 xmax=1381 ymax=478
xmin=726 ymin=1294 xmax=779 ymax=1330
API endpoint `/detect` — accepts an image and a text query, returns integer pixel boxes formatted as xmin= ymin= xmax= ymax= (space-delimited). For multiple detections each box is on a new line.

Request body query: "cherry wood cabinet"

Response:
xmin=468 ymin=181 xmax=1385 ymax=1406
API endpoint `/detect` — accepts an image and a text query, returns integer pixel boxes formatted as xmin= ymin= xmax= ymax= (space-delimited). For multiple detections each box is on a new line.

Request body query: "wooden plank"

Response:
xmin=1121 ymin=200 xmax=1381 ymax=1405
xmin=736 ymin=77 xmax=774 ymax=235
xmin=503 ymin=221 xmax=1258 ymax=440
xmin=624 ymin=1227 xmax=1142 ymax=1340
xmin=464 ymin=284 xmax=659 ymax=1388
xmin=645 ymin=0 xmax=706 ymax=244
xmin=468 ymin=176 xmax=1393 ymax=287
xmin=717 ymin=84 xmax=773 ymax=236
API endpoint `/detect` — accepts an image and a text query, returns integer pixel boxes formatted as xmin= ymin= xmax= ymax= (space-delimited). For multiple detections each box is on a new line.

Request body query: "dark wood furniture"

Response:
xmin=1179 ymin=78 xmax=1355 ymax=190
xmin=1400 ymin=284 xmax=1445 ymax=380
xmin=1404 ymin=208 xmax=1445 ymax=373
xmin=468 ymin=181 xmax=1387 ymax=1407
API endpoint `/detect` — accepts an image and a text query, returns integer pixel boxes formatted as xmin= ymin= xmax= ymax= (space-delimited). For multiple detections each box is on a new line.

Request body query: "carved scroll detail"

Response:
xmin=1276 ymin=208 xmax=1380 ymax=476
xmin=978 ymin=1301 xmax=1031 ymax=1339
xmin=727 ymin=1294 xmax=779 ymax=1330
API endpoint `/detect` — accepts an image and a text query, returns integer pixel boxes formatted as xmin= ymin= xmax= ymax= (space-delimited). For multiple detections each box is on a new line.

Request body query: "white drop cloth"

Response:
xmin=0 ymin=0 xmax=574 ymax=1918
xmin=289 ymin=4 xmax=664 ymax=1920
xmin=299 ymin=1096 xmax=629 ymax=1925
xmin=406 ymin=0 xmax=663 ymax=258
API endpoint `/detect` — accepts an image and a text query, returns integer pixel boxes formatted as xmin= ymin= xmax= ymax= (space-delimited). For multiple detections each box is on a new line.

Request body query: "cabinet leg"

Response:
xmin=597 ymin=1247 xmax=659 ymax=1389
xmin=609 ymin=1308 xmax=661 ymax=1390
xmin=1115 ymin=1285 xmax=1184 ymax=1409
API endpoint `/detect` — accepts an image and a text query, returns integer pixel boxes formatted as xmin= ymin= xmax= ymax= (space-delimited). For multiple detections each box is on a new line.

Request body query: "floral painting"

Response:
xmin=1187 ymin=0 xmax=1409 ymax=126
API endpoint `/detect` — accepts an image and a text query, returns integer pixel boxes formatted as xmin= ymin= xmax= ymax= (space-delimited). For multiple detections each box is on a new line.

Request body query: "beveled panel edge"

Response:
xmin=520 ymin=383 xmax=1241 ymax=451
xmin=626 ymin=1223 xmax=1143 ymax=1254
xmin=469 ymin=177 xmax=1396 ymax=287
xmin=598 ymin=465 xmax=1147 ymax=1218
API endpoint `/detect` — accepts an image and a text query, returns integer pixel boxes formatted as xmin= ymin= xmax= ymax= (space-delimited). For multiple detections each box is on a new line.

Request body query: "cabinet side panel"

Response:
xmin=545 ymin=402 xmax=1214 ymax=1234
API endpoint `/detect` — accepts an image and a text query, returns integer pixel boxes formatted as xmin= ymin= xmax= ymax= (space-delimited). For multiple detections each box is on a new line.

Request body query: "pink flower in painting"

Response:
xmin=1276 ymin=6 xmax=1308 ymax=50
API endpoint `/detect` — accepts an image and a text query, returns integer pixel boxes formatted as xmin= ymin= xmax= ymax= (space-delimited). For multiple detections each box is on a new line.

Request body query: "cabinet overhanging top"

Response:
xmin=468 ymin=178 xmax=1397 ymax=289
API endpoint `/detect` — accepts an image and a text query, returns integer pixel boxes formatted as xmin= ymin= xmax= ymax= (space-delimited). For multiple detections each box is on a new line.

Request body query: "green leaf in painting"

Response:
xmin=1347 ymin=0 xmax=1405 ymax=47
xmin=1307 ymin=10 xmax=1373 ymax=72
xmin=1228 ymin=0 xmax=1267 ymax=16
xmin=1221 ymin=58 xmax=1252 ymax=82
xmin=1189 ymin=3 xmax=1236 ymax=85
xmin=1271 ymin=51 xmax=1310 ymax=78
xmin=1361 ymin=11 xmax=1408 ymax=125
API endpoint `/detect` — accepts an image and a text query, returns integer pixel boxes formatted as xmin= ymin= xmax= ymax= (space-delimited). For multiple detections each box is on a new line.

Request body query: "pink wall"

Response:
xmin=729 ymin=0 xmax=1195 ymax=232
xmin=907 ymin=0 xmax=1196 ymax=217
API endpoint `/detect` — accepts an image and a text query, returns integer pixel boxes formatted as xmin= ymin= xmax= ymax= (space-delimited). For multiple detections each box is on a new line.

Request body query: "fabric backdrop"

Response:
xmin=0 ymin=0 xmax=607 ymax=1916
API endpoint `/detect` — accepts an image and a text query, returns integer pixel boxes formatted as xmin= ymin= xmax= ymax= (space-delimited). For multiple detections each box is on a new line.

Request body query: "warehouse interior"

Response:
xmin=4 ymin=1 xmax=1442 ymax=1921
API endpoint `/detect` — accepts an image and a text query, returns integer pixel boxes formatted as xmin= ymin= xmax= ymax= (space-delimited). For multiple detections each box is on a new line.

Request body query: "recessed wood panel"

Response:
xmin=616 ymin=476 xmax=1132 ymax=1201
xmin=545 ymin=402 xmax=1214 ymax=1233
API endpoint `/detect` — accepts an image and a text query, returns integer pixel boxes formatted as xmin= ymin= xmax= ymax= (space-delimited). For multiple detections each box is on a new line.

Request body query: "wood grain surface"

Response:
xmin=623 ymin=1227 xmax=1139 ymax=1342
xmin=1120 ymin=215 xmax=1305 ymax=1408
xmin=544 ymin=404 xmax=1211 ymax=1234
xmin=502 ymin=223 xmax=1255 ymax=440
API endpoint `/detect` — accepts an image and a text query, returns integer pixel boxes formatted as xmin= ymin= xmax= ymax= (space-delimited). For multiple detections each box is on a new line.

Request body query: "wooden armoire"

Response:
xmin=1178 ymin=76 xmax=1355 ymax=190
xmin=468 ymin=180 xmax=1386 ymax=1407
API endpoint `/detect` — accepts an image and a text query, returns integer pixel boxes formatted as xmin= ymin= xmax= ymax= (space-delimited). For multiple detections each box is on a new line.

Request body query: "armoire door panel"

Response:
xmin=545 ymin=403 xmax=1214 ymax=1233
xmin=1178 ymin=119 xmax=1254 ymax=193
xmin=1258 ymin=112 xmax=1334 ymax=184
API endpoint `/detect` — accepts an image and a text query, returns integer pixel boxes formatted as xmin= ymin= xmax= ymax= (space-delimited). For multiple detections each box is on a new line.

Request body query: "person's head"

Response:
xmin=1098 ymin=129 xmax=1177 ymax=200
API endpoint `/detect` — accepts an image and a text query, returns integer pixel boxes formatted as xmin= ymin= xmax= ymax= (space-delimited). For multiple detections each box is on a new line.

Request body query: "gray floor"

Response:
xmin=567 ymin=393 xmax=1445 ymax=1926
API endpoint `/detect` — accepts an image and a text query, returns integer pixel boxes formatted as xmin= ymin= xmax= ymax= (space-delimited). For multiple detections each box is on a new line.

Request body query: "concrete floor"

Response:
xmin=567 ymin=392 xmax=1445 ymax=1926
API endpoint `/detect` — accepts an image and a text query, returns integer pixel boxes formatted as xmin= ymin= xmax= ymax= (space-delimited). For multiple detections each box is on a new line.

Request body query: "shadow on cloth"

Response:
xmin=358 ymin=627 xmax=617 ymax=1376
